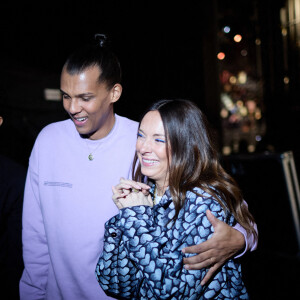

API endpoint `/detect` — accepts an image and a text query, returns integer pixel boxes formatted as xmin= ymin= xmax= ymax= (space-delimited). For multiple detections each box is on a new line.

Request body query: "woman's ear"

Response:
xmin=110 ymin=83 xmax=122 ymax=104
xmin=0 ymin=116 xmax=3 ymax=127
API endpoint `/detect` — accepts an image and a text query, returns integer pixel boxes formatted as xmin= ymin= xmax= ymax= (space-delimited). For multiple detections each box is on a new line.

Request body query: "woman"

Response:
xmin=95 ymin=99 xmax=257 ymax=299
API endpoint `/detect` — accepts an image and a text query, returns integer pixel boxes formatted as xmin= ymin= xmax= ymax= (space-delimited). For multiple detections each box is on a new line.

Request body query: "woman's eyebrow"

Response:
xmin=138 ymin=128 xmax=165 ymax=137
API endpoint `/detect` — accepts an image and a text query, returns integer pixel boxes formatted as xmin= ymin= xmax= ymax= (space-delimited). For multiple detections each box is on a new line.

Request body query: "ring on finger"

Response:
xmin=132 ymin=188 xmax=139 ymax=193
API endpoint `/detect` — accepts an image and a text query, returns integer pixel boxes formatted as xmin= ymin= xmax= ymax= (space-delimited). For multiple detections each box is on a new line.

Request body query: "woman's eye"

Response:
xmin=137 ymin=132 xmax=144 ymax=138
xmin=82 ymin=97 xmax=91 ymax=102
xmin=155 ymin=139 xmax=166 ymax=143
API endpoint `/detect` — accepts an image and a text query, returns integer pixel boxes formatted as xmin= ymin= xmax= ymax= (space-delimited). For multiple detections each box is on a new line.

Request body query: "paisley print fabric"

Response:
xmin=95 ymin=187 xmax=249 ymax=299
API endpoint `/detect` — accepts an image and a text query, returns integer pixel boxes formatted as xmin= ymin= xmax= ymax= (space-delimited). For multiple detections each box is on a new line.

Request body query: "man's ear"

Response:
xmin=110 ymin=83 xmax=122 ymax=104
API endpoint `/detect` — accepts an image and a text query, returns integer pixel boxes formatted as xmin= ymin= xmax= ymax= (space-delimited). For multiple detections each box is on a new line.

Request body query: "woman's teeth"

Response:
xmin=143 ymin=159 xmax=157 ymax=164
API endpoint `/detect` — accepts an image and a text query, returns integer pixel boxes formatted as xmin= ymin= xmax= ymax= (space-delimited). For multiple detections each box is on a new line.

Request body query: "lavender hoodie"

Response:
xmin=20 ymin=115 xmax=138 ymax=300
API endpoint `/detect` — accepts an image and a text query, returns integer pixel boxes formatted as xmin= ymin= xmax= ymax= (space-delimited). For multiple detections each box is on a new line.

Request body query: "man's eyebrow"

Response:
xmin=60 ymin=89 xmax=93 ymax=97
xmin=77 ymin=93 xmax=94 ymax=97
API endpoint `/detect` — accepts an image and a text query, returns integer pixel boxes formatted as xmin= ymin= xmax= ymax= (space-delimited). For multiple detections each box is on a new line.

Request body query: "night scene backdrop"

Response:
xmin=1 ymin=0 xmax=300 ymax=299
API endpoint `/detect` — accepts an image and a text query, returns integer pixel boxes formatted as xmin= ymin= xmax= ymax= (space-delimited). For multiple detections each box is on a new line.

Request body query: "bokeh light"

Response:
xmin=223 ymin=26 xmax=231 ymax=33
xmin=234 ymin=34 xmax=242 ymax=42
xmin=229 ymin=76 xmax=237 ymax=84
xmin=241 ymin=49 xmax=248 ymax=56
xmin=283 ymin=76 xmax=290 ymax=84
xmin=237 ymin=71 xmax=247 ymax=84
xmin=255 ymin=38 xmax=261 ymax=45
xmin=217 ymin=52 xmax=226 ymax=60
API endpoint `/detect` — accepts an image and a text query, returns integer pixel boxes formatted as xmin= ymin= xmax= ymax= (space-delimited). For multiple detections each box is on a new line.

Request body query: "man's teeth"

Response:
xmin=76 ymin=117 xmax=87 ymax=122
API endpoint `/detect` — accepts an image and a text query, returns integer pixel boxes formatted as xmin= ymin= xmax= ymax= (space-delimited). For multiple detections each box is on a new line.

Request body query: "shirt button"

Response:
xmin=110 ymin=232 xmax=117 ymax=238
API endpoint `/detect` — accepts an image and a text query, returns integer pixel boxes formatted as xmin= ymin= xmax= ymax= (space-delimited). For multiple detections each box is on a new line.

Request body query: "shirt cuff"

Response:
xmin=233 ymin=222 xmax=258 ymax=258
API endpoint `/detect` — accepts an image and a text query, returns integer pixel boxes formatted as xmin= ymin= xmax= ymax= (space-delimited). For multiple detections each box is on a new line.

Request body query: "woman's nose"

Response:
xmin=139 ymin=139 xmax=152 ymax=153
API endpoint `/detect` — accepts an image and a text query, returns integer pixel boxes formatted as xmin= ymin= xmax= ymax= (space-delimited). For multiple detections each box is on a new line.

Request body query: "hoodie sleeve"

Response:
xmin=233 ymin=200 xmax=258 ymax=258
xmin=19 ymin=140 xmax=50 ymax=300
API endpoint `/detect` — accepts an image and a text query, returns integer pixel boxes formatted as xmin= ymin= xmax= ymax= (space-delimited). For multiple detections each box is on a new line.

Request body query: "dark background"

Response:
xmin=0 ymin=1 xmax=216 ymax=166
xmin=2 ymin=0 xmax=298 ymax=169
xmin=1 ymin=0 xmax=300 ymax=299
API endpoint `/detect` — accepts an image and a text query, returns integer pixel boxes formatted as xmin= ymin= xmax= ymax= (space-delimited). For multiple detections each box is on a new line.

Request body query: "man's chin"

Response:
xmin=78 ymin=129 xmax=97 ymax=139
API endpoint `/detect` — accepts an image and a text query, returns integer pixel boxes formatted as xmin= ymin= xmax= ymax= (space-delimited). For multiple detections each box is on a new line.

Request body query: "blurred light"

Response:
xmin=220 ymin=108 xmax=229 ymax=118
xmin=256 ymin=135 xmax=262 ymax=142
xmin=221 ymin=93 xmax=235 ymax=111
xmin=222 ymin=146 xmax=231 ymax=156
xmin=44 ymin=89 xmax=61 ymax=101
xmin=246 ymin=100 xmax=256 ymax=113
xmin=237 ymin=71 xmax=247 ymax=84
xmin=283 ymin=76 xmax=290 ymax=84
xmin=255 ymin=38 xmax=261 ymax=45
xmin=281 ymin=28 xmax=288 ymax=36
xmin=224 ymin=83 xmax=232 ymax=92
xmin=229 ymin=76 xmax=237 ymax=84
xmin=248 ymin=145 xmax=255 ymax=153
xmin=241 ymin=49 xmax=248 ymax=56
xmin=240 ymin=107 xmax=248 ymax=117
xmin=234 ymin=34 xmax=242 ymax=42
xmin=217 ymin=52 xmax=225 ymax=60
xmin=223 ymin=26 xmax=231 ymax=33
xmin=255 ymin=111 xmax=262 ymax=120
xmin=236 ymin=100 xmax=243 ymax=107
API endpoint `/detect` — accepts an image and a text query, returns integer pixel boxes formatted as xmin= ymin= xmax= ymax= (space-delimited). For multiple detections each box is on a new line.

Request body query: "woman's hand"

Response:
xmin=112 ymin=177 xmax=152 ymax=209
xmin=117 ymin=190 xmax=154 ymax=208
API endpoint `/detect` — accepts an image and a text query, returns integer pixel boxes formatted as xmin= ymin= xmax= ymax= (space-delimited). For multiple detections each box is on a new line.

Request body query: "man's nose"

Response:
xmin=68 ymin=99 xmax=82 ymax=114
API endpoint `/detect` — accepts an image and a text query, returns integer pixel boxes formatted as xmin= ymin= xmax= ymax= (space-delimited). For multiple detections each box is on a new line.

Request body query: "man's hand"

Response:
xmin=182 ymin=210 xmax=245 ymax=285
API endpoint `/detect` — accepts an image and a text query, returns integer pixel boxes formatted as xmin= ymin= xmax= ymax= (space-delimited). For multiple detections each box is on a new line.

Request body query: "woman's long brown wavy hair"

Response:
xmin=133 ymin=99 xmax=257 ymax=238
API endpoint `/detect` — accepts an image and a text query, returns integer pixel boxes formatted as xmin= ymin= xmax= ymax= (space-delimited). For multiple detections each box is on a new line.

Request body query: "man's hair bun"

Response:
xmin=94 ymin=33 xmax=109 ymax=48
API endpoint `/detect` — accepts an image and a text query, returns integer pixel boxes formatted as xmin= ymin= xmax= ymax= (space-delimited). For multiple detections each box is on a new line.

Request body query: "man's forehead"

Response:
xmin=61 ymin=68 xmax=101 ymax=85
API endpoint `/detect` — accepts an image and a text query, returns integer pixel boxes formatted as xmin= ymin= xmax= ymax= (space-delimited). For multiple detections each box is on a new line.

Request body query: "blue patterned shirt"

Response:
xmin=95 ymin=187 xmax=249 ymax=299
